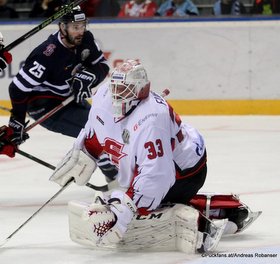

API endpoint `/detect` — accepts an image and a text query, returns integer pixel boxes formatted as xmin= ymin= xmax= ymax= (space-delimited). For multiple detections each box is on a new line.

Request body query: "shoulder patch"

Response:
xmin=43 ymin=44 xmax=56 ymax=56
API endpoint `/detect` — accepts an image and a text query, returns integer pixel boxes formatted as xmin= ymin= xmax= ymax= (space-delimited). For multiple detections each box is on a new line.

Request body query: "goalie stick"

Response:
xmin=0 ymin=0 xmax=87 ymax=53
xmin=0 ymin=177 xmax=74 ymax=248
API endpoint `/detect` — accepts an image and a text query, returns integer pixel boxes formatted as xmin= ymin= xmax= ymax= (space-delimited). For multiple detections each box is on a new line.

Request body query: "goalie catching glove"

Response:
xmin=68 ymin=190 xmax=137 ymax=247
xmin=50 ymin=148 xmax=97 ymax=186
xmin=100 ymin=190 xmax=137 ymax=244
xmin=71 ymin=67 xmax=97 ymax=103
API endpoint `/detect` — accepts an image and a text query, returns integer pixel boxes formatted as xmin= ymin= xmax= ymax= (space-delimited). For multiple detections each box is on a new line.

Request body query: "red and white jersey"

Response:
xmin=118 ymin=0 xmax=157 ymax=17
xmin=81 ymin=82 xmax=206 ymax=212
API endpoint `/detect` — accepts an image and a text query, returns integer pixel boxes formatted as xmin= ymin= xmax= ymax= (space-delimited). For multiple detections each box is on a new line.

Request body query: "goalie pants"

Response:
xmin=28 ymin=97 xmax=91 ymax=138
xmin=162 ymin=158 xmax=207 ymax=204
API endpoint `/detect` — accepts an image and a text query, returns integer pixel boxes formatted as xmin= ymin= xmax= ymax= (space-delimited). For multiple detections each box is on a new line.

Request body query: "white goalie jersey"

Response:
xmin=51 ymin=60 xmax=261 ymax=253
xmin=80 ymin=82 xmax=206 ymax=212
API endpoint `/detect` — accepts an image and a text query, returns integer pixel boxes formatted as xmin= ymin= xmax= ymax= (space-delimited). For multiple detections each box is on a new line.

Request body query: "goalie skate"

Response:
xmin=197 ymin=218 xmax=227 ymax=253
xmin=235 ymin=209 xmax=262 ymax=234
xmin=190 ymin=193 xmax=262 ymax=235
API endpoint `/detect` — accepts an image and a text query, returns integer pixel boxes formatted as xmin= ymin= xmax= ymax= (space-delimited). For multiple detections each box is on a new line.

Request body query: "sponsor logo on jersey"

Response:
xmin=43 ymin=44 xmax=56 ymax=56
xmin=133 ymin=113 xmax=158 ymax=131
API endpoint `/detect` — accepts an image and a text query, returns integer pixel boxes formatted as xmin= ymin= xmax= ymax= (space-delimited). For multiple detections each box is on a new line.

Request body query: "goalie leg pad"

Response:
xmin=68 ymin=202 xmax=224 ymax=253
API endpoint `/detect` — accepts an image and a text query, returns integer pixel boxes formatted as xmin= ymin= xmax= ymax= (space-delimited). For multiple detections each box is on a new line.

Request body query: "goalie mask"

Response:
xmin=109 ymin=60 xmax=150 ymax=119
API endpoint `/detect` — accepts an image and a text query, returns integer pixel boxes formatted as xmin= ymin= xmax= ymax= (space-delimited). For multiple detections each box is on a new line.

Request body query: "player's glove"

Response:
xmin=0 ymin=51 xmax=12 ymax=72
xmin=0 ymin=125 xmax=18 ymax=158
xmin=71 ymin=67 xmax=97 ymax=103
xmin=0 ymin=32 xmax=12 ymax=71
xmin=8 ymin=116 xmax=29 ymax=145
xmin=0 ymin=117 xmax=29 ymax=158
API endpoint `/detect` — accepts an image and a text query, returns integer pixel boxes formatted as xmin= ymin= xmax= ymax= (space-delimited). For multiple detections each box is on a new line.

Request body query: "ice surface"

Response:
xmin=1 ymin=116 xmax=280 ymax=264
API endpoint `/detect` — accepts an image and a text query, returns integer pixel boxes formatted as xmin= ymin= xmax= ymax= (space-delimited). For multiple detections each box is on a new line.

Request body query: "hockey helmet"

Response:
xmin=110 ymin=60 xmax=150 ymax=119
xmin=59 ymin=5 xmax=87 ymax=24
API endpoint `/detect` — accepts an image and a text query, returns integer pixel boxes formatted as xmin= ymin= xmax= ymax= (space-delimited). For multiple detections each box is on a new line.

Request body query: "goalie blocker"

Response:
xmin=67 ymin=192 xmax=261 ymax=253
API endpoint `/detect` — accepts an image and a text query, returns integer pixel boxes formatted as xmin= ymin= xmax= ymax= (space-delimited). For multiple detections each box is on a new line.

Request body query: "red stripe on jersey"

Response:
xmin=126 ymin=165 xmax=154 ymax=215
xmin=84 ymin=133 xmax=103 ymax=159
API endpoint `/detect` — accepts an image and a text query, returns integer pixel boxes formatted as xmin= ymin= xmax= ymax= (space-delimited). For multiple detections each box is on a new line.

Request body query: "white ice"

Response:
xmin=0 ymin=115 xmax=280 ymax=264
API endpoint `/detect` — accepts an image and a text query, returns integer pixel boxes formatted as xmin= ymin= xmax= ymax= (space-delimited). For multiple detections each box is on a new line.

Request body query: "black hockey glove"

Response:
xmin=71 ymin=68 xmax=97 ymax=103
xmin=8 ymin=116 xmax=29 ymax=145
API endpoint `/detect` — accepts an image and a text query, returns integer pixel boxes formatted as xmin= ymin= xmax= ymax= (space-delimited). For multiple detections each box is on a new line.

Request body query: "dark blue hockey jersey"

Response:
xmin=9 ymin=30 xmax=109 ymax=122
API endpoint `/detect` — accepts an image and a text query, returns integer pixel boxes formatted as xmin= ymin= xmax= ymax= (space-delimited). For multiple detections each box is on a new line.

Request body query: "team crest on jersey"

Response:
xmin=103 ymin=138 xmax=127 ymax=167
xmin=122 ymin=129 xmax=130 ymax=144
xmin=43 ymin=44 xmax=56 ymax=56
xmin=81 ymin=49 xmax=90 ymax=61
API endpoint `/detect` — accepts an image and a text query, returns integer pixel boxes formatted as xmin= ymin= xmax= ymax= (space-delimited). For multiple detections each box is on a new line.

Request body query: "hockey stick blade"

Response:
xmin=2 ymin=0 xmax=86 ymax=52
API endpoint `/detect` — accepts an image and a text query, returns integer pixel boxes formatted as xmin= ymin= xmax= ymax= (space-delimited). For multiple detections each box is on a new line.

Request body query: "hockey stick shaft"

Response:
xmin=3 ymin=0 xmax=86 ymax=52
xmin=16 ymin=149 xmax=108 ymax=192
xmin=4 ymin=88 xmax=168 ymax=131
xmin=0 ymin=178 xmax=74 ymax=248
xmin=0 ymin=105 xmax=11 ymax=112
xmin=25 ymin=95 xmax=74 ymax=132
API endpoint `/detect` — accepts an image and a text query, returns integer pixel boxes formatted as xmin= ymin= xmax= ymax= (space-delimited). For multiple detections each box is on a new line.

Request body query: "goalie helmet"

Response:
xmin=109 ymin=60 xmax=150 ymax=119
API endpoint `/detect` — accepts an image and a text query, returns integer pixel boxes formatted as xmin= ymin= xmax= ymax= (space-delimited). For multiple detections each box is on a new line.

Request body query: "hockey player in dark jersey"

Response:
xmin=0 ymin=6 xmax=117 ymax=181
